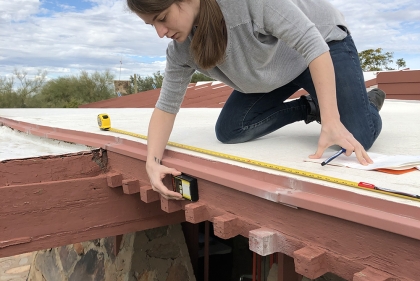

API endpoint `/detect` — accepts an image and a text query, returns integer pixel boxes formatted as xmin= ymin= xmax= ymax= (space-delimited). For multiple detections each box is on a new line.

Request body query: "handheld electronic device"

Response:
xmin=172 ymin=174 xmax=199 ymax=202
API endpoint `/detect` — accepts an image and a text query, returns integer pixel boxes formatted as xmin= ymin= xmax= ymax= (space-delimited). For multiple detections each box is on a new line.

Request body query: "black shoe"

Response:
xmin=300 ymin=95 xmax=321 ymax=124
xmin=367 ymin=88 xmax=386 ymax=111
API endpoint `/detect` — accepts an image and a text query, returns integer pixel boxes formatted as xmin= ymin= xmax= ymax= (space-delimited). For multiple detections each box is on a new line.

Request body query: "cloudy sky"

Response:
xmin=1 ymin=0 xmax=419 ymax=81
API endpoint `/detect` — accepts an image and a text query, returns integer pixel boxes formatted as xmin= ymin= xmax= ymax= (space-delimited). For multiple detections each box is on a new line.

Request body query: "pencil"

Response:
xmin=321 ymin=148 xmax=346 ymax=166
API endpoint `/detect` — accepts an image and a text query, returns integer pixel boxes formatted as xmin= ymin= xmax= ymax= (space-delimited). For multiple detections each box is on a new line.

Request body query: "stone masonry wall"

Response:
xmin=27 ymin=224 xmax=196 ymax=281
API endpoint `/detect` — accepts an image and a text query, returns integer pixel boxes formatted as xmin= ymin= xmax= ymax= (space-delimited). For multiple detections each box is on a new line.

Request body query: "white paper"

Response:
xmin=305 ymin=152 xmax=420 ymax=171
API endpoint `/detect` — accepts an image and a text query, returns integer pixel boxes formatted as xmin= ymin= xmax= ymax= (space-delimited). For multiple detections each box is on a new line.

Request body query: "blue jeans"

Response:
xmin=215 ymin=35 xmax=382 ymax=150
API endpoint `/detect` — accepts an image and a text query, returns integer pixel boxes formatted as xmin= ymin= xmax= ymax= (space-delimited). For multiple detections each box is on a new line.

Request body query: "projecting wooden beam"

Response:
xmin=213 ymin=214 xmax=259 ymax=240
xmin=249 ymin=228 xmax=279 ymax=256
xmin=160 ymin=196 xmax=185 ymax=213
xmin=249 ymin=227 xmax=305 ymax=258
xmin=140 ymin=185 xmax=160 ymax=203
xmin=184 ymin=202 xmax=211 ymax=223
xmin=122 ymin=179 xmax=140 ymax=194
xmin=107 ymin=172 xmax=123 ymax=188
xmin=293 ymin=247 xmax=328 ymax=279
xmin=213 ymin=214 xmax=240 ymax=239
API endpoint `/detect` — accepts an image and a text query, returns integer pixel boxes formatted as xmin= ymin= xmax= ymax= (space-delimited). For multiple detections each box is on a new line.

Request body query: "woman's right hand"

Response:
xmin=146 ymin=159 xmax=183 ymax=200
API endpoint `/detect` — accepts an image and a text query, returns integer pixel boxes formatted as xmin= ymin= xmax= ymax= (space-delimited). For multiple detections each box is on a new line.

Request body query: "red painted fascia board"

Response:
xmin=365 ymin=78 xmax=378 ymax=88
xmin=161 ymin=152 xmax=420 ymax=240
xmin=2 ymin=116 xmax=420 ymax=240
xmin=377 ymin=70 xmax=420 ymax=83
xmin=376 ymin=71 xmax=420 ymax=100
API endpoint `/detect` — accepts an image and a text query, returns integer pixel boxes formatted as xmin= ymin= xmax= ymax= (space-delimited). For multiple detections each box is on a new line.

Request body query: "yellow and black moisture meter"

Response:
xmin=172 ymin=174 xmax=199 ymax=202
xmin=97 ymin=114 xmax=111 ymax=130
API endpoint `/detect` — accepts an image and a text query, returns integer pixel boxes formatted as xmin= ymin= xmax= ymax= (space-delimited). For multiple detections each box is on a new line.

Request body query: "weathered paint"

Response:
xmin=0 ymin=151 xmax=185 ymax=259
xmin=105 ymin=150 xmax=420 ymax=280
xmin=1 ymin=111 xmax=420 ymax=280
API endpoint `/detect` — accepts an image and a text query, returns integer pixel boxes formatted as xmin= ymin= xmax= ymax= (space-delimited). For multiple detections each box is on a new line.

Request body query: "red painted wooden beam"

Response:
xmin=160 ymin=196 xmax=187 ymax=213
xmin=0 ymin=174 xmax=184 ymax=258
xmin=2 ymin=118 xmax=420 ymax=280
xmin=107 ymin=172 xmax=123 ymax=188
xmin=213 ymin=214 xmax=240 ymax=239
xmin=249 ymin=228 xmax=304 ymax=257
xmin=140 ymin=185 xmax=160 ymax=203
xmin=184 ymin=202 xmax=211 ymax=223
xmin=294 ymin=247 xmax=328 ymax=279
xmin=0 ymin=150 xmax=104 ymax=186
xmin=122 ymin=179 xmax=140 ymax=194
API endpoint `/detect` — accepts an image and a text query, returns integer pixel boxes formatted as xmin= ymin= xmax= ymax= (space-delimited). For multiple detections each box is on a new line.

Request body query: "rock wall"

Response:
xmin=27 ymin=224 xmax=196 ymax=281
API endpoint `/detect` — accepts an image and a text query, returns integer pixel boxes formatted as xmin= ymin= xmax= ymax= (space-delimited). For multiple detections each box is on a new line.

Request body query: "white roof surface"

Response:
xmin=363 ymin=71 xmax=378 ymax=81
xmin=0 ymin=126 xmax=90 ymax=161
xmin=1 ymin=99 xmax=419 ymax=206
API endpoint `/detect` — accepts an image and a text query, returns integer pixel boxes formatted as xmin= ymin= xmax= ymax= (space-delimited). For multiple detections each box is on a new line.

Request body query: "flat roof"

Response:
xmin=1 ymin=99 xmax=419 ymax=208
xmin=0 ymin=126 xmax=90 ymax=162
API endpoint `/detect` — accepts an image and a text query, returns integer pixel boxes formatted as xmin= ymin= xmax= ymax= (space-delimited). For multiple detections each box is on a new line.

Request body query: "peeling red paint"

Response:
xmin=0 ymin=151 xmax=104 ymax=186
xmin=0 ymin=237 xmax=32 ymax=249
xmin=0 ymin=150 xmax=185 ymax=259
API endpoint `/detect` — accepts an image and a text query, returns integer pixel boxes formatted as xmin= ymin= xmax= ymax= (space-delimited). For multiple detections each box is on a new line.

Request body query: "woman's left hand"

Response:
xmin=309 ymin=120 xmax=373 ymax=165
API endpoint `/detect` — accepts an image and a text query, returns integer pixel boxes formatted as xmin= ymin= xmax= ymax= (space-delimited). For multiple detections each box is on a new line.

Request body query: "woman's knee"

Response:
xmin=352 ymin=122 xmax=382 ymax=151
xmin=215 ymin=120 xmax=238 ymax=143
xmin=215 ymin=119 xmax=254 ymax=144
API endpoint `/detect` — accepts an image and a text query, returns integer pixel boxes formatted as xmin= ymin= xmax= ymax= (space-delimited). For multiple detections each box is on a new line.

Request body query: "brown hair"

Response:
xmin=127 ymin=0 xmax=227 ymax=69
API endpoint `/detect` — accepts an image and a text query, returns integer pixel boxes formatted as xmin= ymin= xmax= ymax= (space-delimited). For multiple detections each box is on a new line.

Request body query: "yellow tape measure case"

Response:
xmin=172 ymin=174 xmax=199 ymax=202
xmin=97 ymin=114 xmax=111 ymax=130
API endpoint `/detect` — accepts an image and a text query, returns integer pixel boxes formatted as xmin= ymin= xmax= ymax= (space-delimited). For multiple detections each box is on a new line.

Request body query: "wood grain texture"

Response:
xmin=106 ymin=151 xmax=419 ymax=280
xmin=193 ymin=177 xmax=419 ymax=280
xmin=0 ymin=151 xmax=103 ymax=186
xmin=0 ymin=174 xmax=184 ymax=258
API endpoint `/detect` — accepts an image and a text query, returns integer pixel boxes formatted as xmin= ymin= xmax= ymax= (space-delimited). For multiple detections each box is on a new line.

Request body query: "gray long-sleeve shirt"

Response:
xmin=156 ymin=0 xmax=349 ymax=114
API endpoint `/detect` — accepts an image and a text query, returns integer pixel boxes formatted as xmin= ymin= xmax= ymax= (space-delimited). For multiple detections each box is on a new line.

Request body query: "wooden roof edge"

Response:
xmin=1 ymin=116 xmax=419 ymax=239
xmin=2 ymin=117 xmax=420 ymax=279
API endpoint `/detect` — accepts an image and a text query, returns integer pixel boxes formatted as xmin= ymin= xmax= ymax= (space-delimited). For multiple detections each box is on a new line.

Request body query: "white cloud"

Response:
xmin=0 ymin=0 xmax=419 ymax=82
xmin=331 ymin=0 xmax=420 ymax=57
xmin=0 ymin=0 xmax=40 ymax=23
xmin=0 ymin=0 xmax=170 ymax=80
